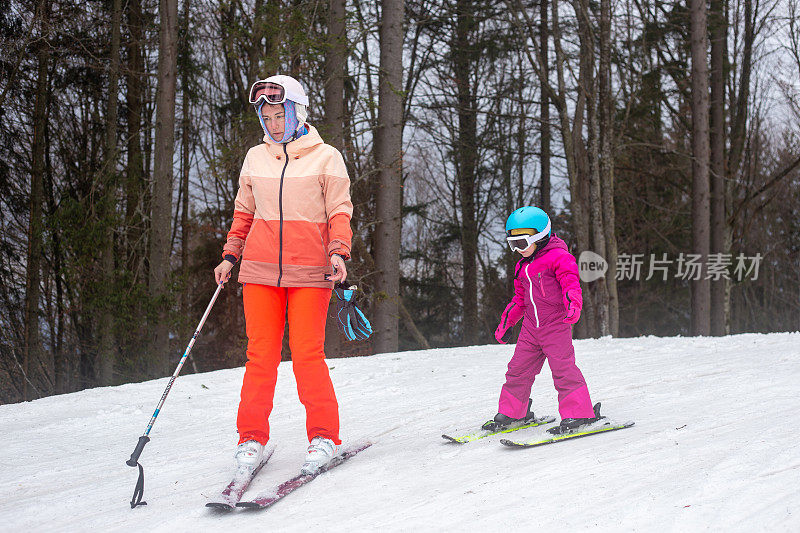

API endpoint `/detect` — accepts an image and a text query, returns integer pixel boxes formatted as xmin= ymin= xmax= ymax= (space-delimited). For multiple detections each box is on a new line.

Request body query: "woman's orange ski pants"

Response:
xmin=237 ymin=283 xmax=340 ymax=445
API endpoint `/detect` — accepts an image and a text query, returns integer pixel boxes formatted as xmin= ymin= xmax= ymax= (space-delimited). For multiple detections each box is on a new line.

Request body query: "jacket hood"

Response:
xmin=515 ymin=234 xmax=568 ymax=270
xmin=535 ymin=234 xmax=568 ymax=257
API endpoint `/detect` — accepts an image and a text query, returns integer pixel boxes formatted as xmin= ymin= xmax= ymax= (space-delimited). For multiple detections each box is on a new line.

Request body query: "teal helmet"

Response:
xmin=505 ymin=206 xmax=552 ymax=250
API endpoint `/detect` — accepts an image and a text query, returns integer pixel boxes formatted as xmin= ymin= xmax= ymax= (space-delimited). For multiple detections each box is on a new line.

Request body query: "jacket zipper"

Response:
xmin=538 ymin=272 xmax=546 ymax=297
xmin=524 ymin=264 xmax=540 ymax=328
xmin=277 ymin=144 xmax=289 ymax=286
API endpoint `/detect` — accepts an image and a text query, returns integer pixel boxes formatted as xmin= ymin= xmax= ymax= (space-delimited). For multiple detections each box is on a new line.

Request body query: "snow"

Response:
xmin=1 ymin=332 xmax=799 ymax=531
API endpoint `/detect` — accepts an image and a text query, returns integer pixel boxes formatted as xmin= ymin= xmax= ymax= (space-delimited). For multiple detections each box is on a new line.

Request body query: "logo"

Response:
xmin=578 ymin=251 xmax=608 ymax=283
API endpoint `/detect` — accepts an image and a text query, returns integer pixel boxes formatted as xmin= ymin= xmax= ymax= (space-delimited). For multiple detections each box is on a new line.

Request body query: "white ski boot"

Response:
xmin=300 ymin=436 xmax=339 ymax=475
xmin=235 ymin=439 xmax=265 ymax=470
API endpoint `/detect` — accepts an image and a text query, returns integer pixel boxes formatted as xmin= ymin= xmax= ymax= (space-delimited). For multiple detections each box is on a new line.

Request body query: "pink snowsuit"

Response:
xmin=496 ymin=235 xmax=595 ymax=420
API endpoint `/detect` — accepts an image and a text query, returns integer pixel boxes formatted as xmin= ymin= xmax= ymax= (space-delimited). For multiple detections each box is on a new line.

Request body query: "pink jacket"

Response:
xmin=499 ymin=235 xmax=583 ymax=330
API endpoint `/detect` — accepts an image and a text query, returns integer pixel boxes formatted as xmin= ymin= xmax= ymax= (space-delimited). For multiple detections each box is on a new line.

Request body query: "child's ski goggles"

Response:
xmin=506 ymin=221 xmax=551 ymax=252
xmin=248 ymin=80 xmax=309 ymax=107
xmin=506 ymin=234 xmax=538 ymax=253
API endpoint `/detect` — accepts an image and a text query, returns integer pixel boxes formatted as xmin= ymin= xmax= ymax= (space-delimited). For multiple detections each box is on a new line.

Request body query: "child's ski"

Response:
xmin=205 ymin=446 xmax=276 ymax=510
xmin=236 ymin=441 xmax=372 ymax=510
xmin=500 ymin=421 xmax=634 ymax=448
xmin=442 ymin=415 xmax=556 ymax=444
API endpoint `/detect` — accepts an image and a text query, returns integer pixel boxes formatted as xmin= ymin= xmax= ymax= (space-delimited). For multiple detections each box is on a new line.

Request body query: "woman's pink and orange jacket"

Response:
xmin=222 ymin=126 xmax=353 ymax=289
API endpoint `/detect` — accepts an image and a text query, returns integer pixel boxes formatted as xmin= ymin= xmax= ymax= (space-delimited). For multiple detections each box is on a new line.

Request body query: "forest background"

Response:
xmin=2 ymin=0 xmax=799 ymax=403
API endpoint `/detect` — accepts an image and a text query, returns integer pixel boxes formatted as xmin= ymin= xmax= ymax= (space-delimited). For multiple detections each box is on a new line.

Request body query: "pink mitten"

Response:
xmin=495 ymin=302 xmax=523 ymax=343
xmin=563 ymin=289 xmax=582 ymax=324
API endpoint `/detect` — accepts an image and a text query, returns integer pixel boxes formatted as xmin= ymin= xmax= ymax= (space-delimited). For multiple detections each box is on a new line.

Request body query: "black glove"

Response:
xmin=333 ymin=283 xmax=373 ymax=341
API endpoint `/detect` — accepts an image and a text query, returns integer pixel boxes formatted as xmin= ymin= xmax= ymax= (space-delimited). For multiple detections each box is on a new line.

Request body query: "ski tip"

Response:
xmin=235 ymin=501 xmax=261 ymax=509
xmin=499 ymin=438 xmax=523 ymax=447
xmin=344 ymin=440 xmax=374 ymax=455
xmin=205 ymin=502 xmax=234 ymax=511
xmin=441 ymin=434 xmax=465 ymax=444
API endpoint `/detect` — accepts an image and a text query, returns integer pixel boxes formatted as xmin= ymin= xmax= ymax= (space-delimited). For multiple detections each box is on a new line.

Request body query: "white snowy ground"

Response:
xmin=1 ymin=333 xmax=799 ymax=532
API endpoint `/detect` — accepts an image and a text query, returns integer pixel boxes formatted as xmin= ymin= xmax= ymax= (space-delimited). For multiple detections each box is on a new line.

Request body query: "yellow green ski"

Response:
xmin=442 ymin=416 xmax=556 ymax=444
xmin=500 ymin=420 xmax=635 ymax=448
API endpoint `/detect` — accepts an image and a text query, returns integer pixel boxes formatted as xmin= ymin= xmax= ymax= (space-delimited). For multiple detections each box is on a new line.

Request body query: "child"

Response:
xmin=486 ymin=206 xmax=599 ymax=435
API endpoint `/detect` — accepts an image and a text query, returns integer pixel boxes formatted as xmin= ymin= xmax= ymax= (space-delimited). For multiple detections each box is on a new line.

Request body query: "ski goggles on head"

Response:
xmin=249 ymin=81 xmax=287 ymax=105
xmin=248 ymin=80 xmax=309 ymax=107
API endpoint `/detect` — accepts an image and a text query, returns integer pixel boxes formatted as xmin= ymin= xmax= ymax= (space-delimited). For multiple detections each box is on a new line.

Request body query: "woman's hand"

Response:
xmin=329 ymin=254 xmax=347 ymax=282
xmin=214 ymin=259 xmax=235 ymax=285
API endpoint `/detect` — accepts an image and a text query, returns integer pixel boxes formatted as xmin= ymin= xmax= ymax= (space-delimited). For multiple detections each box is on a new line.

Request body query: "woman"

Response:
xmin=213 ymin=74 xmax=353 ymax=475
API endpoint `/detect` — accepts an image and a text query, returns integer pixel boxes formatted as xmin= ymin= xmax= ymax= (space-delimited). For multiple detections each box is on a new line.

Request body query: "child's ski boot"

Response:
xmin=481 ymin=399 xmax=537 ymax=431
xmin=547 ymin=402 xmax=605 ymax=435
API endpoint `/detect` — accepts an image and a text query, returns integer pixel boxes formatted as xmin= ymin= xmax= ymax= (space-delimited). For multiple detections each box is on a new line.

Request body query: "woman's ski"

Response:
xmin=205 ymin=446 xmax=276 ymax=510
xmin=236 ymin=441 xmax=372 ymax=510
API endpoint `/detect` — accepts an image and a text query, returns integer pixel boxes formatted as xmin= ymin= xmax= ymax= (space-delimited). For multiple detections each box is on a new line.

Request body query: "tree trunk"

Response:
xmin=179 ymin=0 xmax=192 ymax=353
xmin=539 ymin=0 xmax=551 ymax=212
xmin=372 ymin=0 xmax=404 ymax=353
xmin=149 ymin=0 xmax=179 ymax=373
xmin=453 ymin=0 xmax=479 ymax=346
xmin=709 ymin=0 xmax=727 ymax=336
xmin=577 ymin=0 xmax=609 ymax=336
xmin=728 ymin=0 xmax=753 ymax=181
xmin=125 ymin=0 xmax=145 ymax=277
xmin=599 ymin=0 xmax=618 ymax=336
xmin=690 ymin=0 xmax=711 ymax=336
xmin=25 ymin=0 xmax=50 ymax=400
xmin=98 ymin=0 xmax=123 ymax=386
xmin=323 ymin=0 xmax=346 ymax=150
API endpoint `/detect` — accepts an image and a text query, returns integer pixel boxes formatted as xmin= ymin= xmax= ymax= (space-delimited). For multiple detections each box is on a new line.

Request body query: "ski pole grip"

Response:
xmin=127 ymin=436 xmax=150 ymax=467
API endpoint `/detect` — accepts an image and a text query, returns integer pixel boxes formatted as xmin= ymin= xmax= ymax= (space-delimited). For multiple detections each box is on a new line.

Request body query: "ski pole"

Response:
xmin=126 ymin=282 xmax=225 ymax=508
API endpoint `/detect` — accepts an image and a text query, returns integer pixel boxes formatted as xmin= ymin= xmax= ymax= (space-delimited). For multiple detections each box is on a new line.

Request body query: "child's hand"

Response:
xmin=494 ymin=323 xmax=514 ymax=344
xmin=562 ymin=288 xmax=582 ymax=324
xmin=563 ymin=304 xmax=581 ymax=324
xmin=495 ymin=302 xmax=522 ymax=343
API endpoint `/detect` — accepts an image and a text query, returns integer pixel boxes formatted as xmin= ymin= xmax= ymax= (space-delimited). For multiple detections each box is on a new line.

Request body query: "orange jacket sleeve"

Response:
xmin=328 ymin=213 xmax=353 ymax=260
xmin=222 ymin=153 xmax=256 ymax=261
xmin=323 ymin=149 xmax=353 ymax=260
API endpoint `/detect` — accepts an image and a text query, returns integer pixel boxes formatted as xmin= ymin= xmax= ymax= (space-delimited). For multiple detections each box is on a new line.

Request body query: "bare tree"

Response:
xmin=98 ymin=0 xmax=124 ymax=385
xmin=24 ymin=0 xmax=50 ymax=399
xmin=125 ymin=0 xmax=146 ymax=279
xmin=539 ymin=0 xmax=550 ymax=212
xmin=453 ymin=0 xmax=480 ymax=346
xmin=150 ymin=0 xmax=180 ymax=372
xmin=690 ymin=0 xmax=711 ymax=335
xmin=599 ymin=0 xmax=619 ymax=335
xmin=709 ymin=0 xmax=727 ymax=335
xmin=323 ymin=0 xmax=347 ymax=150
xmin=372 ymin=0 xmax=405 ymax=353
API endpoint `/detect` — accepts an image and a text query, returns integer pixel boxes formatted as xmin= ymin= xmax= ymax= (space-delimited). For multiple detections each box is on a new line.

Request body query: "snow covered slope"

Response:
xmin=1 ymin=333 xmax=798 ymax=532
